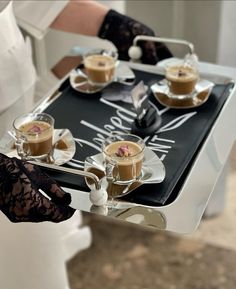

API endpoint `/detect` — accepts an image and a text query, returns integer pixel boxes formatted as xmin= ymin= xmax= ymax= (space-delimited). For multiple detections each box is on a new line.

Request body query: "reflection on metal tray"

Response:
xmin=151 ymin=79 xmax=214 ymax=109
xmin=0 ymin=129 xmax=76 ymax=166
xmin=84 ymin=148 xmax=166 ymax=198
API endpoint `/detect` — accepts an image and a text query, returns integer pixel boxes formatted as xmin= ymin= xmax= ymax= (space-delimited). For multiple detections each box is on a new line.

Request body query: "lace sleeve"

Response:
xmin=0 ymin=153 xmax=75 ymax=223
xmin=98 ymin=9 xmax=173 ymax=64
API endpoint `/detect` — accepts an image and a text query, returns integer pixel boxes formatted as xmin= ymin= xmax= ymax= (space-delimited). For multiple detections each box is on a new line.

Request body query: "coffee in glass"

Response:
xmin=103 ymin=134 xmax=145 ymax=184
xmin=13 ymin=113 xmax=54 ymax=160
xmin=165 ymin=64 xmax=198 ymax=99
xmin=84 ymin=54 xmax=116 ymax=87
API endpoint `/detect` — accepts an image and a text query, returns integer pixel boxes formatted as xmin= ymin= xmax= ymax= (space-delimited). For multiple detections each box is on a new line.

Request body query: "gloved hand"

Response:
xmin=0 ymin=153 xmax=75 ymax=223
xmin=98 ymin=9 xmax=173 ymax=65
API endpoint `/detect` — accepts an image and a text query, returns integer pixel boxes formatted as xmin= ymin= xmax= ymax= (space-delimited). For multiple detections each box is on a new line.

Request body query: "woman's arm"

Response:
xmin=50 ymin=0 xmax=172 ymax=64
xmin=50 ymin=0 xmax=108 ymax=36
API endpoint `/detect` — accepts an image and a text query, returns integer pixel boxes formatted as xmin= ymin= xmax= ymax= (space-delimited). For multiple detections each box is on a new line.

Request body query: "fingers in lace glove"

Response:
xmin=0 ymin=153 xmax=75 ymax=223
xmin=15 ymin=158 xmax=72 ymax=206
xmin=98 ymin=9 xmax=173 ymax=64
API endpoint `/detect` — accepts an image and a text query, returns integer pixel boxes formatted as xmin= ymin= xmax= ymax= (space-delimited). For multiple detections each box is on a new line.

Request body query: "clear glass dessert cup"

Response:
xmin=102 ymin=133 xmax=145 ymax=187
xmin=165 ymin=61 xmax=199 ymax=100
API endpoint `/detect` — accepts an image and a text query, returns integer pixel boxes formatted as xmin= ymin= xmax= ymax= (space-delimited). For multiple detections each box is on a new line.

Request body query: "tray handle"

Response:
xmin=128 ymin=35 xmax=195 ymax=61
xmin=29 ymin=161 xmax=108 ymax=206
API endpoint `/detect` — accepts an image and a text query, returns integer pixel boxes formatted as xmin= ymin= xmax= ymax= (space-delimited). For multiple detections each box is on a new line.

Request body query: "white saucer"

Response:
xmin=0 ymin=129 xmax=76 ymax=166
xmin=69 ymin=63 xmax=136 ymax=94
xmin=151 ymin=79 xmax=214 ymax=109
xmin=69 ymin=68 xmax=105 ymax=94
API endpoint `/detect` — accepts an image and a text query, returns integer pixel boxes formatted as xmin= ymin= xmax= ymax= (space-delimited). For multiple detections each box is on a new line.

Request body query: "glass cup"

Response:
xmin=83 ymin=50 xmax=117 ymax=87
xmin=102 ymin=134 xmax=145 ymax=185
xmin=165 ymin=62 xmax=199 ymax=99
xmin=13 ymin=112 xmax=54 ymax=160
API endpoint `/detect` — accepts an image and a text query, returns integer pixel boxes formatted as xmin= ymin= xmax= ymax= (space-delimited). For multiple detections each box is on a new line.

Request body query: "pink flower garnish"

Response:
xmin=98 ymin=61 xmax=106 ymax=67
xmin=116 ymin=145 xmax=131 ymax=157
xmin=178 ymin=70 xmax=187 ymax=77
xmin=27 ymin=125 xmax=42 ymax=133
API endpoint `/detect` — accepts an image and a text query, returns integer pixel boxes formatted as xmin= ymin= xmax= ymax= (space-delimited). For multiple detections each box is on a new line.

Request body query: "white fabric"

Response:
xmin=0 ymin=1 xmax=36 ymax=113
xmin=0 ymin=210 xmax=91 ymax=289
xmin=0 ymin=0 xmax=21 ymax=54
xmin=0 ymin=214 xmax=70 ymax=289
xmin=0 ymin=3 xmax=91 ymax=289
xmin=13 ymin=0 xmax=69 ymax=39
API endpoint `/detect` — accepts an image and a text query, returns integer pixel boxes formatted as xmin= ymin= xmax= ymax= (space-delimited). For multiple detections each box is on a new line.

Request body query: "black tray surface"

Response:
xmin=44 ymin=68 xmax=232 ymax=206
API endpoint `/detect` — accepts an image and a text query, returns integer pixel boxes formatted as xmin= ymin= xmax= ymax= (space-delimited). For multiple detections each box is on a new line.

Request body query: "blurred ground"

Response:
xmin=67 ymin=144 xmax=236 ymax=289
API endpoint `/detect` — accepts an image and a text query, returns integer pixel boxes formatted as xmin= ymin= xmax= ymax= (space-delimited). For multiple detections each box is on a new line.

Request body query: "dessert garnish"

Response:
xmin=54 ymin=139 xmax=68 ymax=150
xmin=27 ymin=125 xmax=42 ymax=134
xmin=178 ymin=70 xmax=187 ymax=77
xmin=98 ymin=61 xmax=106 ymax=67
xmin=116 ymin=145 xmax=131 ymax=157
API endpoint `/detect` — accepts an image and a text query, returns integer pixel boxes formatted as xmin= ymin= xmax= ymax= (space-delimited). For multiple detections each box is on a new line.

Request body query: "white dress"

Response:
xmin=0 ymin=2 xmax=91 ymax=289
xmin=0 ymin=1 xmax=36 ymax=113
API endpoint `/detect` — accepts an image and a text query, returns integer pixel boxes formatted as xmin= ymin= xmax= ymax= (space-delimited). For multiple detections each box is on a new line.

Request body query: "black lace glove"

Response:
xmin=98 ymin=9 xmax=173 ymax=64
xmin=0 ymin=153 xmax=75 ymax=223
